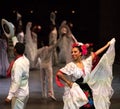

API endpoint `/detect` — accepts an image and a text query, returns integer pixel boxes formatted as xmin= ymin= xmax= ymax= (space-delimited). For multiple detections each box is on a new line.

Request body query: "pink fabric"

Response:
xmin=92 ymin=52 xmax=99 ymax=70
xmin=81 ymin=45 xmax=87 ymax=55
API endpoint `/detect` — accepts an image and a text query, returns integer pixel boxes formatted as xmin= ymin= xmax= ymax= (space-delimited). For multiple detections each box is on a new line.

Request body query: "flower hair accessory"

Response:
xmin=72 ymin=42 xmax=83 ymax=48
xmin=81 ymin=45 xmax=87 ymax=55
xmin=72 ymin=42 xmax=88 ymax=56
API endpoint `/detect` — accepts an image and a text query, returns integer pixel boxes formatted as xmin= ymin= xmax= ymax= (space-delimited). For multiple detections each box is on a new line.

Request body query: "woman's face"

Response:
xmin=71 ymin=47 xmax=81 ymax=61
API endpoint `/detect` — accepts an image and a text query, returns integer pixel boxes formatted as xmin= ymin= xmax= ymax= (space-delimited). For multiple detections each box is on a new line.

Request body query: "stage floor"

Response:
xmin=0 ymin=64 xmax=120 ymax=109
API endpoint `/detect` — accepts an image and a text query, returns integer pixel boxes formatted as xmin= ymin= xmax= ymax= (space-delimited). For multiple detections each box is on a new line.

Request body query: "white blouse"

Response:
xmin=59 ymin=38 xmax=115 ymax=109
xmin=60 ymin=56 xmax=92 ymax=82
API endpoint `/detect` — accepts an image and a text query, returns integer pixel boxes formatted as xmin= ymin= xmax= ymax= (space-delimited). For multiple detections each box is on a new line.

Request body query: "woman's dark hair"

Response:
xmin=14 ymin=42 xmax=25 ymax=55
xmin=72 ymin=43 xmax=93 ymax=57
xmin=74 ymin=46 xmax=82 ymax=52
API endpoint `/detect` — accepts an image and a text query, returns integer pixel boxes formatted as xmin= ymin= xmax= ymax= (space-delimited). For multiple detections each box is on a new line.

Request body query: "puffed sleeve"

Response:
xmin=60 ymin=62 xmax=83 ymax=80
xmin=60 ymin=62 xmax=76 ymax=75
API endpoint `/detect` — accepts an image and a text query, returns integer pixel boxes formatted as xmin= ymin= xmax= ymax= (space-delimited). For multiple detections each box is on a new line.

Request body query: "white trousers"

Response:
xmin=11 ymin=96 xmax=29 ymax=109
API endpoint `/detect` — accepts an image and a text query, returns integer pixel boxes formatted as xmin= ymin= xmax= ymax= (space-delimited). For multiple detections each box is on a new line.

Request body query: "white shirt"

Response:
xmin=7 ymin=55 xmax=30 ymax=100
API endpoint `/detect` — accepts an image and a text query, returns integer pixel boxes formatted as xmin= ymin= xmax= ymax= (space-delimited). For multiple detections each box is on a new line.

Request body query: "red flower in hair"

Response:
xmin=72 ymin=43 xmax=88 ymax=56
xmin=72 ymin=43 xmax=80 ymax=48
xmin=81 ymin=45 xmax=87 ymax=55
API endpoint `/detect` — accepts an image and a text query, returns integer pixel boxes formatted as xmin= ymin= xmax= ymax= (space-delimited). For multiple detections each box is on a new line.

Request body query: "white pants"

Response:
xmin=11 ymin=96 xmax=29 ymax=109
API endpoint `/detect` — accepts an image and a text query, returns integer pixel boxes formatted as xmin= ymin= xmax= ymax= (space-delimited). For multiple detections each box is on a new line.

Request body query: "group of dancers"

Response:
xmin=0 ymin=11 xmax=115 ymax=109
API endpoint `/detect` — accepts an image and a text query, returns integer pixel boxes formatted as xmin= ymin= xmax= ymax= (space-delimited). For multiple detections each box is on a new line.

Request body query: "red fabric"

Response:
xmin=81 ymin=45 xmax=88 ymax=55
xmin=6 ymin=60 xmax=15 ymax=77
xmin=92 ymin=52 xmax=100 ymax=70
xmin=55 ymin=71 xmax=64 ymax=87
xmin=6 ymin=55 xmax=23 ymax=78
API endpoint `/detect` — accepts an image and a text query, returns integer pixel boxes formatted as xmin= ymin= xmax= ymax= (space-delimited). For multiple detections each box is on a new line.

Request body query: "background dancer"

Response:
xmin=58 ymin=20 xmax=78 ymax=64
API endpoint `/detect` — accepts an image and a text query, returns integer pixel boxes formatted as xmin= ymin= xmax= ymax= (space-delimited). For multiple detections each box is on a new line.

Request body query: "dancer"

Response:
xmin=56 ymin=38 xmax=115 ymax=109
xmin=1 ymin=18 xmax=30 ymax=109
xmin=34 ymin=37 xmax=62 ymax=100
xmin=16 ymin=12 xmax=25 ymax=43
xmin=25 ymin=22 xmax=38 ymax=69
xmin=0 ymin=34 xmax=9 ymax=78
xmin=58 ymin=20 xmax=78 ymax=64
xmin=49 ymin=12 xmax=58 ymax=66
xmin=5 ymin=42 xmax=30 ymax=109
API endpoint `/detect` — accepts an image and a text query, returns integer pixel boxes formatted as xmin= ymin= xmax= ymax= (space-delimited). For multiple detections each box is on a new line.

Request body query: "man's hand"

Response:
xmin=5 ymin=98 xmax=11 ymax=103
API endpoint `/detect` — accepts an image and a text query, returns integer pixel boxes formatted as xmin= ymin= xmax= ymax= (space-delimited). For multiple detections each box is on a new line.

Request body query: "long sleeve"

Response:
xmin=7 ymin=63 xmax=22 ymax=100
xmin=7 ymin=56 xmax=30 ymax=100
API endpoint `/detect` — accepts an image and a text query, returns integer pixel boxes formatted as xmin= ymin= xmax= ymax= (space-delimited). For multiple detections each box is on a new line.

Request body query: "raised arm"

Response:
xmin=92 ymin=41 xmax=110 ymax=59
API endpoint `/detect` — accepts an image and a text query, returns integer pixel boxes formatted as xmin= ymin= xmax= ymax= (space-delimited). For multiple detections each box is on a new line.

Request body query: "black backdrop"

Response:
xmin=0 ymin=0 xmax=120 ymax=63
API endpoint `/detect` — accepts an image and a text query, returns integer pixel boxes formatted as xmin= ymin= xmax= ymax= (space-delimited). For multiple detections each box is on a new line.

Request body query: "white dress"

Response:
xmin=60 ymin=56 xmax=92 ymax=109
xmin=87 ymin=38 xmax=115 ymax=109
xmin=59 ymin=38 xmax=115 ymax=109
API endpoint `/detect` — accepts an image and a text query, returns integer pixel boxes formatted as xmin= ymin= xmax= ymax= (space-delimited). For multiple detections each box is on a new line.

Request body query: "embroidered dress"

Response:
xmin=75 ymin=77 xmax=95 ymax=109
xmin=59 ymin=56 xmax=93 ymax=109
xmin=57 ymin=38 xmax=115 ymax=109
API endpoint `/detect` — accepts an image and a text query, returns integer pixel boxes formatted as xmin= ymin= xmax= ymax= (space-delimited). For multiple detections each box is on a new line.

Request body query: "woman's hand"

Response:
xmin=67 ymin=81 xmax=73 ymax=88
xmin=94 ymin=40 xmax=111 ymax=58
xmin=107 ymin=41 xmax=110 ymax=46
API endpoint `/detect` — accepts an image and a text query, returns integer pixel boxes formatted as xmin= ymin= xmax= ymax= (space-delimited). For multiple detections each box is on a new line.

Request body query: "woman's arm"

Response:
xmin=92 ymin=41 xmax=110 ymax=59
xmin=56 ymin=71 xmax=73 ymax=88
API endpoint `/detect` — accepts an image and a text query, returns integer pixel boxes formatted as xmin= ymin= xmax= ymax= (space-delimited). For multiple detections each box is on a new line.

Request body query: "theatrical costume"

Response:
xmin=49 ymin=12 xmax=58 ymax=66
xmin=0 ymin=38 xmax=9 ymax=77
xmin=58 ymin=21 xmax=77 ymax=64
xmin=56 ymin=38 xmax=115 ymax=109
xmin=25 ymin=22 xmax=38 ymax=68
xmin=33 ymin=35 xmax=62 ymax=99
xmin=34 ymin=45 xmax=56 ymax=99
xmin=49 ymin=27 xmax=58 ymax=66
xmin=16 ymin=12 xmax=25 ymax=43
xmin=7 ymin=55 xmax=30 ymax=109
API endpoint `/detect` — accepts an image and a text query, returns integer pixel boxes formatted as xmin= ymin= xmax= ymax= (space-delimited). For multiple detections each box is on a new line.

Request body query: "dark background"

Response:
xmin=0 ymin=0 xmax=120 ymax=63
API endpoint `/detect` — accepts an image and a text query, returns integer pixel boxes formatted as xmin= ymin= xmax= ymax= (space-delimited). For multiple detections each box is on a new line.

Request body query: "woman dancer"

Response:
xmin=56 ymin=38 xmax=115 ymax=109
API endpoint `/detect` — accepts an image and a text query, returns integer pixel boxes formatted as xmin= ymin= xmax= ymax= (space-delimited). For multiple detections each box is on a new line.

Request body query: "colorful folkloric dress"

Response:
xmin=56 ymin=38 xmax=115 ymax=109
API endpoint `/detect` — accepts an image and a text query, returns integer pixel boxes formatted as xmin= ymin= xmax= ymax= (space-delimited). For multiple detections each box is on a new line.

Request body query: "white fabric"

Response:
xmin=60 ymin=56 xmax=93 ymax=109
xmin=12 ymin=98 xmax=24 ymax=109
xmin=87 ymin=38 xmax=115 ymax=109
xmin=25 ymin=22 xmax=38 ymax=68
xmin=12 ymin=36 xmax=19 ymax=46
xmin=0 ymin=39 xmax=9 ymax=77
xmin=60 ymin=56 xmax=92 ymax=82
xmin=7 ymin=55 xmax=30 ymax=100
xmin=12 ymin=96 xmax=29 ymax=109
xmin=63 ymin=83 xmax=88 ymax=109
xmin=59 ymin=38 xmax=115 ymax=109
xmin=17 ymin=32 xmax=24 ymax=43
